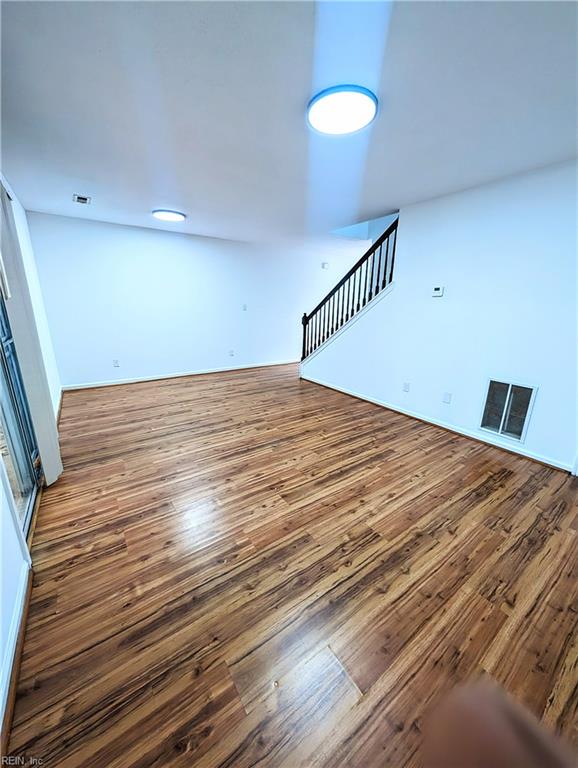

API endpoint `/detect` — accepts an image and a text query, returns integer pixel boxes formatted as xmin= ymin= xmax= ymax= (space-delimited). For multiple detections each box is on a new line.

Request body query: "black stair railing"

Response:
xmin=301 ymin=217 xmax=398 ymax=360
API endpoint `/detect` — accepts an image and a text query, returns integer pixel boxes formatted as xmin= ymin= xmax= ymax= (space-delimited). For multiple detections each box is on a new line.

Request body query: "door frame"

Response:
xmin=0 ymin=175 xmax=63 ymax=486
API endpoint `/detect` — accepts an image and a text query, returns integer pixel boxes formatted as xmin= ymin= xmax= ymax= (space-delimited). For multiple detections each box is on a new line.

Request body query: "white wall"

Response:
xmin=367 ymin=213 xmax=398 ymax=243
xmin=27 ymin=213 xmax=367 ymax=388
xmin=302 ymin=162 xmax=577 ymax=470
xmin=332 ymin=212 xmax=398 ymax=244
xmin=0 ymin=457 xmax=31 ymax=726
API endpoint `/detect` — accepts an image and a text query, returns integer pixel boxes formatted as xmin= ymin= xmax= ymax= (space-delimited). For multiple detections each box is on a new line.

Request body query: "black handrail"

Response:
xmin=301 ymin=217 xmax=398 ymax=361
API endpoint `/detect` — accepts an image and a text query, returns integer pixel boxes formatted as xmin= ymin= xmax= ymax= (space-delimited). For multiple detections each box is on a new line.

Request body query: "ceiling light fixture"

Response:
xmin=152 ymin=209 xmax=186 ymax=222
xmin=307 ymin=85 xmax=378 ymax=135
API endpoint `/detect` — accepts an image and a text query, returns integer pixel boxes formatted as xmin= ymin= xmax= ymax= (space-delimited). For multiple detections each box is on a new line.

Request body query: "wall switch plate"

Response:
xmin=242 ymin=304 xmax=247 ymax=311
xmin=321 ymin=262 xmax=329 ymax=270
xmin=228 ymin=350 xmax=235 ymax=357
xmin=112 ymin=359 xmax=120 ymax=368
xmin=403 ymin=382 xmax=410 ymax=392
xmin=432 ymin=286 xmax=444 ymax=297
xmin=443 ymin=392 xmax=452 ymax=404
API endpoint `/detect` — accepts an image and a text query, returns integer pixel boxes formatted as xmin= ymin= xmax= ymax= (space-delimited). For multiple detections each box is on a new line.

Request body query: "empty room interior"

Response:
xmin=1 ymin=1 xmax=577 ymax=766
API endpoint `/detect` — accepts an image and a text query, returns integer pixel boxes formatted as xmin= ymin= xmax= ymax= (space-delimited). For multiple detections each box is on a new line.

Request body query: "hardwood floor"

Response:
xmin=8 ymin=363 xmax=578 ymax=766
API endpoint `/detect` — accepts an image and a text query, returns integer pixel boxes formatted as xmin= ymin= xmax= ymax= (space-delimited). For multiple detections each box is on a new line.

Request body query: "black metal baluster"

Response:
xmin=375 ymin=244 xmax=382 ymax=295
xmin=382 ymin=236 xmax=390 ymax=289
xmin=301 ymin=313 xmax=307 ymax=360
xmin=334 ymin=293 xmax=339 ymax=333
xmin=311 ymin=312 xmax=317 ymax=352
xmin=310 ymin=312 xmax=315 ymax=352
xmin=313 ymin=311 xmax=318 ymax=350
xmin=356 ymin=265 xmax=362 ymax=311
xmin=335 ymin=288 xmax=341 ymax=331
xmin=388 ymin=227 xmax=397 ymax=284
xmin=368 ymin=249 xmax=376 ymax=301
xmin=311 ymin=318 xmax=315 ymax=354
xmin=331 ymin=294 xmax=336 ymax=334
xmin=350 ymin=273 xmax=354 ymax=318
xmin=349 ymin=272 xmax=355 ymax=318
xmin=334 ymin=290 xmax=339 ymax=331
xmin=368 ymin=260 xmax=372 ymax=303
xmin=334 ymin=291 xmax=339 ymax=331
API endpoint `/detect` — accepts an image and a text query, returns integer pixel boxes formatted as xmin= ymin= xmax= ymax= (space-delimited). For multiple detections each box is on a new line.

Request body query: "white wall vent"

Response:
xmin=480 ymin=380 xmax=535 ymax=441
xmin=72 ymin=194 xmax=91 ymax=205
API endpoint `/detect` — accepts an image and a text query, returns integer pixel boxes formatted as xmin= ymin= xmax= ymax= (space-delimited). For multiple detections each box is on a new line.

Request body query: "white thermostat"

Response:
xmin=432 ymin=286 xmax=444 ymax=297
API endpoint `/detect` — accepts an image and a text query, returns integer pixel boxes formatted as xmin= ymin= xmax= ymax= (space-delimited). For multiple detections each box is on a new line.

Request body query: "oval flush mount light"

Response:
xmin=152 ymin=209 xmax=186 ymax=222
xmin=307 ymin=85 xmax=378 ymax=135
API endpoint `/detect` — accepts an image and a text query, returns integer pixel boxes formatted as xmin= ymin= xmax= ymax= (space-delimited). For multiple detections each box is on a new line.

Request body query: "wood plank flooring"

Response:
xmin=7 ymin=363 xmax=578 ymax=766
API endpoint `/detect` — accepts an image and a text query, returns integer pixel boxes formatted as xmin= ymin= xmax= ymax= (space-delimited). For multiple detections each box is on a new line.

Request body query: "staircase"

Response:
xmin=301 ymin=217 xmax=398 ymax=360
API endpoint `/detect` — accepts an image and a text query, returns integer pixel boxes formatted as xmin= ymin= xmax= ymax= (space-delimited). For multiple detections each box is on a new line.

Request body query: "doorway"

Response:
xmin=0 ymin=294 xmax=42 ymax=535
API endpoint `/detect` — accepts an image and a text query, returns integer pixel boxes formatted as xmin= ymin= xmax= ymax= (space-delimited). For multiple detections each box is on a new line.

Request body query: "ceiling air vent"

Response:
xmin=72 ymin=194 xmax=91 ymax=205
xmin=480 ymin=380 xmax=535 ymax=442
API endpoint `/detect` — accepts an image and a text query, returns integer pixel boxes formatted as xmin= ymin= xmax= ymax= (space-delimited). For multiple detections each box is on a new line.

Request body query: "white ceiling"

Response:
xmin=2 ymin=1 xmax=576 ymax=242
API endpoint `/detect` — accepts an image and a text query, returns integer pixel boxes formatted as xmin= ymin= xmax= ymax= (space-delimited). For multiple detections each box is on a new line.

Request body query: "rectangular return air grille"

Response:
xmin=481 ymin=380 xmax=535 ymax=441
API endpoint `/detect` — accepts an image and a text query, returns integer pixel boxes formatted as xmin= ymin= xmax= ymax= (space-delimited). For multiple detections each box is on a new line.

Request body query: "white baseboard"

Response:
xmin=61 ymin=359 xmax=299 ymax=391
xmin=0 ymin=562 xmax=30 ymax=725
xmin=301 ymin=373 xmax=572 ymax=472
xmin=54 ymin=388 xmax=63 ymax=421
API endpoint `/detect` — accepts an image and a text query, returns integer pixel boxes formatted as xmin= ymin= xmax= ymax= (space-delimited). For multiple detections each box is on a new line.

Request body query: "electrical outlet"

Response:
xmin=403 ymin=382 xmax=410 ymax=392
xmin=242 ymin=304 xmax=248 ymax=311
xmin=432 ymin=286 xmax=444 ymax=297
xmin=443 ymin=392 xmax=452 ymax=404
xmin=321 ymin=262 xmax=329 ymax=270
xmin=228 ymin=350 xmax=235 ymax=357
xmin=112 ymin=359 xmax=120 ymax=368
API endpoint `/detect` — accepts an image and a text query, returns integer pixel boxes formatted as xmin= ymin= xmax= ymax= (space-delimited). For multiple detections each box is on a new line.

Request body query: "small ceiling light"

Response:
xmin=307 ymin=85 xmax=378 ymax=135
xmin=152 ymin=209 xmax=186 ymax=222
